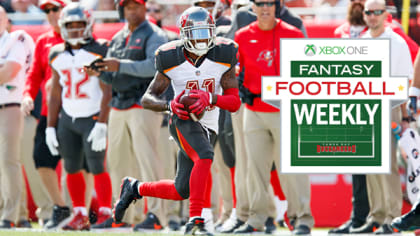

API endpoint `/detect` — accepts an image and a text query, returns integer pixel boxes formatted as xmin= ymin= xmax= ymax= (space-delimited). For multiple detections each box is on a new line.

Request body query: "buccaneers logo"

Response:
xmin=257 ymin=49 xmax=276 ymax=67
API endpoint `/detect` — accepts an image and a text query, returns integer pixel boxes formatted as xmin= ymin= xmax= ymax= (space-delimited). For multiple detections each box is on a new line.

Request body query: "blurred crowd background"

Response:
xmin=2 ymin=0 xmax=420 ymax=44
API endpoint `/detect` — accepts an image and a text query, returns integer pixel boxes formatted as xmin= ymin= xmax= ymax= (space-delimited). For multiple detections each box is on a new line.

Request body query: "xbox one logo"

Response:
xmin=304 ymin=44 xmax=316 ymax=56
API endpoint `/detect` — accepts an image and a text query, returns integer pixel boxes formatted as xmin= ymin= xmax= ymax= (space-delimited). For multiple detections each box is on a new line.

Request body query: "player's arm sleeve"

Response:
xmin=119 ymin=32 xmax=168 ymax=78
xmin=214 ymin=44 xmax=240 ymax=112
xmin=216 ymin=68 xmax=241 ymax=113
xmin=24 ymin=39 xmax=46 ymax=100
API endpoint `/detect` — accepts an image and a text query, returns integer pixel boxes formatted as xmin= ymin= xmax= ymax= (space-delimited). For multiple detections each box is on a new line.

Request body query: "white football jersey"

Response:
xmin=49 ymin=41 xmax=107 ymax=118
xmin=156 ymin=38 xmax=238 ymax=133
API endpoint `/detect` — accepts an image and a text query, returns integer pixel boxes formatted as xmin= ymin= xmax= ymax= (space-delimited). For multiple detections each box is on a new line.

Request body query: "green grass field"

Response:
xmin=0 ymin=228 xmax=416 ymax=236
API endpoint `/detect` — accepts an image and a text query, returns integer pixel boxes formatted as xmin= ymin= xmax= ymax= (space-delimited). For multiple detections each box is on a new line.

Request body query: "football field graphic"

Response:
xmin=262 ymin=39 xmax=409 ymax=173
xmin=291 ymin=99 xmax=381 ymax=166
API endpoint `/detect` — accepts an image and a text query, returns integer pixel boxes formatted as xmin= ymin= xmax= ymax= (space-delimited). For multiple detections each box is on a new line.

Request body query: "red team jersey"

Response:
xmin=235 ymin=20 xmax=304 ymax=112
xmin=24 ymin=30 xmax=63 ymax=117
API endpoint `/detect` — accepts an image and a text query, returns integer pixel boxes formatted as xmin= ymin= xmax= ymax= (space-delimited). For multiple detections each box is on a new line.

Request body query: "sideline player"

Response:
xmin=112 ymin=6 xmax=241 ymax=235
xmin=46 ymin=3 xmax=112 ymax=230
xmin=21 ymin=0 xmax=71 ymax=229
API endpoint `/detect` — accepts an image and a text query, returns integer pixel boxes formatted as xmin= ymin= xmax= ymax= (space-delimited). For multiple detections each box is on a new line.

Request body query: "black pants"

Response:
xmin=57 ymin=111 xmax=104 ymax=174
xmin=33 ymin=116 xmax=61 ymax=169
xmin=351 ymin=174 xmax=370 ymax=226
xmin=169 ymin=114 xmax=217 ymax=198
xmin=218 ymin=109 xmax=235 ymax=168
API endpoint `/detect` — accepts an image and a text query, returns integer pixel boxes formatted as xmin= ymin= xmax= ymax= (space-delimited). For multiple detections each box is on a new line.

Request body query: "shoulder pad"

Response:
xmin=84 ymin=39 xmax=108 ymax=58
xmin=207 ymin=37 xmax=238 ymax=67
xmin=155 ymin=40 xmax=185 ymax=76
xmin=49 ymin=43 xmax=66 ymax=64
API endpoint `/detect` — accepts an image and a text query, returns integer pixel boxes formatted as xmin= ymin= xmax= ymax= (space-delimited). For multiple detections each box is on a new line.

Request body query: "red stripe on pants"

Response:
xmin=175 ymin=127 xmax=200 ymax=162
xmin=230 ymin=167 xmax=237 ymax=208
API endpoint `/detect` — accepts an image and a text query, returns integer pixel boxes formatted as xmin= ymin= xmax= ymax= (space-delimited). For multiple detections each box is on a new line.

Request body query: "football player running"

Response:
xmin=46 ymin=3 xmax=112 ymax=230
xmin=112 ymin=6 xmax=240 ymax=236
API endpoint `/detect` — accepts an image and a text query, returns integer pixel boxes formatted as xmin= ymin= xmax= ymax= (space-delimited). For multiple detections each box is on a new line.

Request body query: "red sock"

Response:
xmin=67 ymin=172 xmax=86 ymax=207
xmin=139 ymin=180 xmax=184 ymax=200
xmin=90 ymin=193 xmax=99 ymax=215
xmin=270 ymin=169 xmax=286 ymax=200
xmin=204 ymin=172 xmax=212 ymax=208
xmin=189 ymin=159 xmax=212 ymax=217
xmin=229 ymin=167 xmax=237 ymax=208
xmin=94 ymin=172 xmax=112 ymax=208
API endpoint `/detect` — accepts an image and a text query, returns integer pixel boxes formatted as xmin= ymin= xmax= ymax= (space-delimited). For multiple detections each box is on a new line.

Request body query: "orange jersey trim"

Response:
xmin=215 ymin=62 xmax=230 ymax=68
xmin=164 ymin=65 xmax=178 ymax=74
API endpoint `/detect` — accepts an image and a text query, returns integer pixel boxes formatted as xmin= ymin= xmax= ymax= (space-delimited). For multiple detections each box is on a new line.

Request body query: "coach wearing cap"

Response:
xmin=88 ymin=0 xmax=168 ymax=230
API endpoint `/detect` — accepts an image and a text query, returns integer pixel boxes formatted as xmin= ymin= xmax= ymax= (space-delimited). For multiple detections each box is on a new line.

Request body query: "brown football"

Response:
xmin=179 ymin=93 xmax=205 ymax=121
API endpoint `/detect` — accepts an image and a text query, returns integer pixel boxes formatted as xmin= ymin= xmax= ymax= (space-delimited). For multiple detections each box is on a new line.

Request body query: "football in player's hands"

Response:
xmin=179 ymin=93 xmax=205 ymax=121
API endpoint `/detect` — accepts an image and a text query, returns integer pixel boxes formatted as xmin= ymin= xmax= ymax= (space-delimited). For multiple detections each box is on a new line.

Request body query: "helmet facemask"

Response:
xmin=179 ymin=7 xmax=216 ymax=57
xmin=181 ymin=24 xmax=215 ymax=56
xmin=63 ymin=21 xmax=88 ymax=46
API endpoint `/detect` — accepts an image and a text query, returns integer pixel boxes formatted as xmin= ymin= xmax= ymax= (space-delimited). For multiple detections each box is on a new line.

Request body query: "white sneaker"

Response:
xmin=201 ymin=208 xmax=215 ymax=234
xmin=274 ymin=197 xmax=288 ymax=222
xmin=219 ymin=208 xmax=238 ymax=232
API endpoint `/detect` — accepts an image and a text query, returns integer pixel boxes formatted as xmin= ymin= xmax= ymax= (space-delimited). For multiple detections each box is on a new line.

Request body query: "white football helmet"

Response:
xmin=58 ymin=2 xmax=93 ymax=46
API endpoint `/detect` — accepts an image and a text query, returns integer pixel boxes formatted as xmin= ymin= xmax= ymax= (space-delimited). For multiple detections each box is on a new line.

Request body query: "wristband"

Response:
xmin=409 ymin=87 xmax=420 ymax=97
xmin=402 ymin=117 xmax=410 ymax=122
